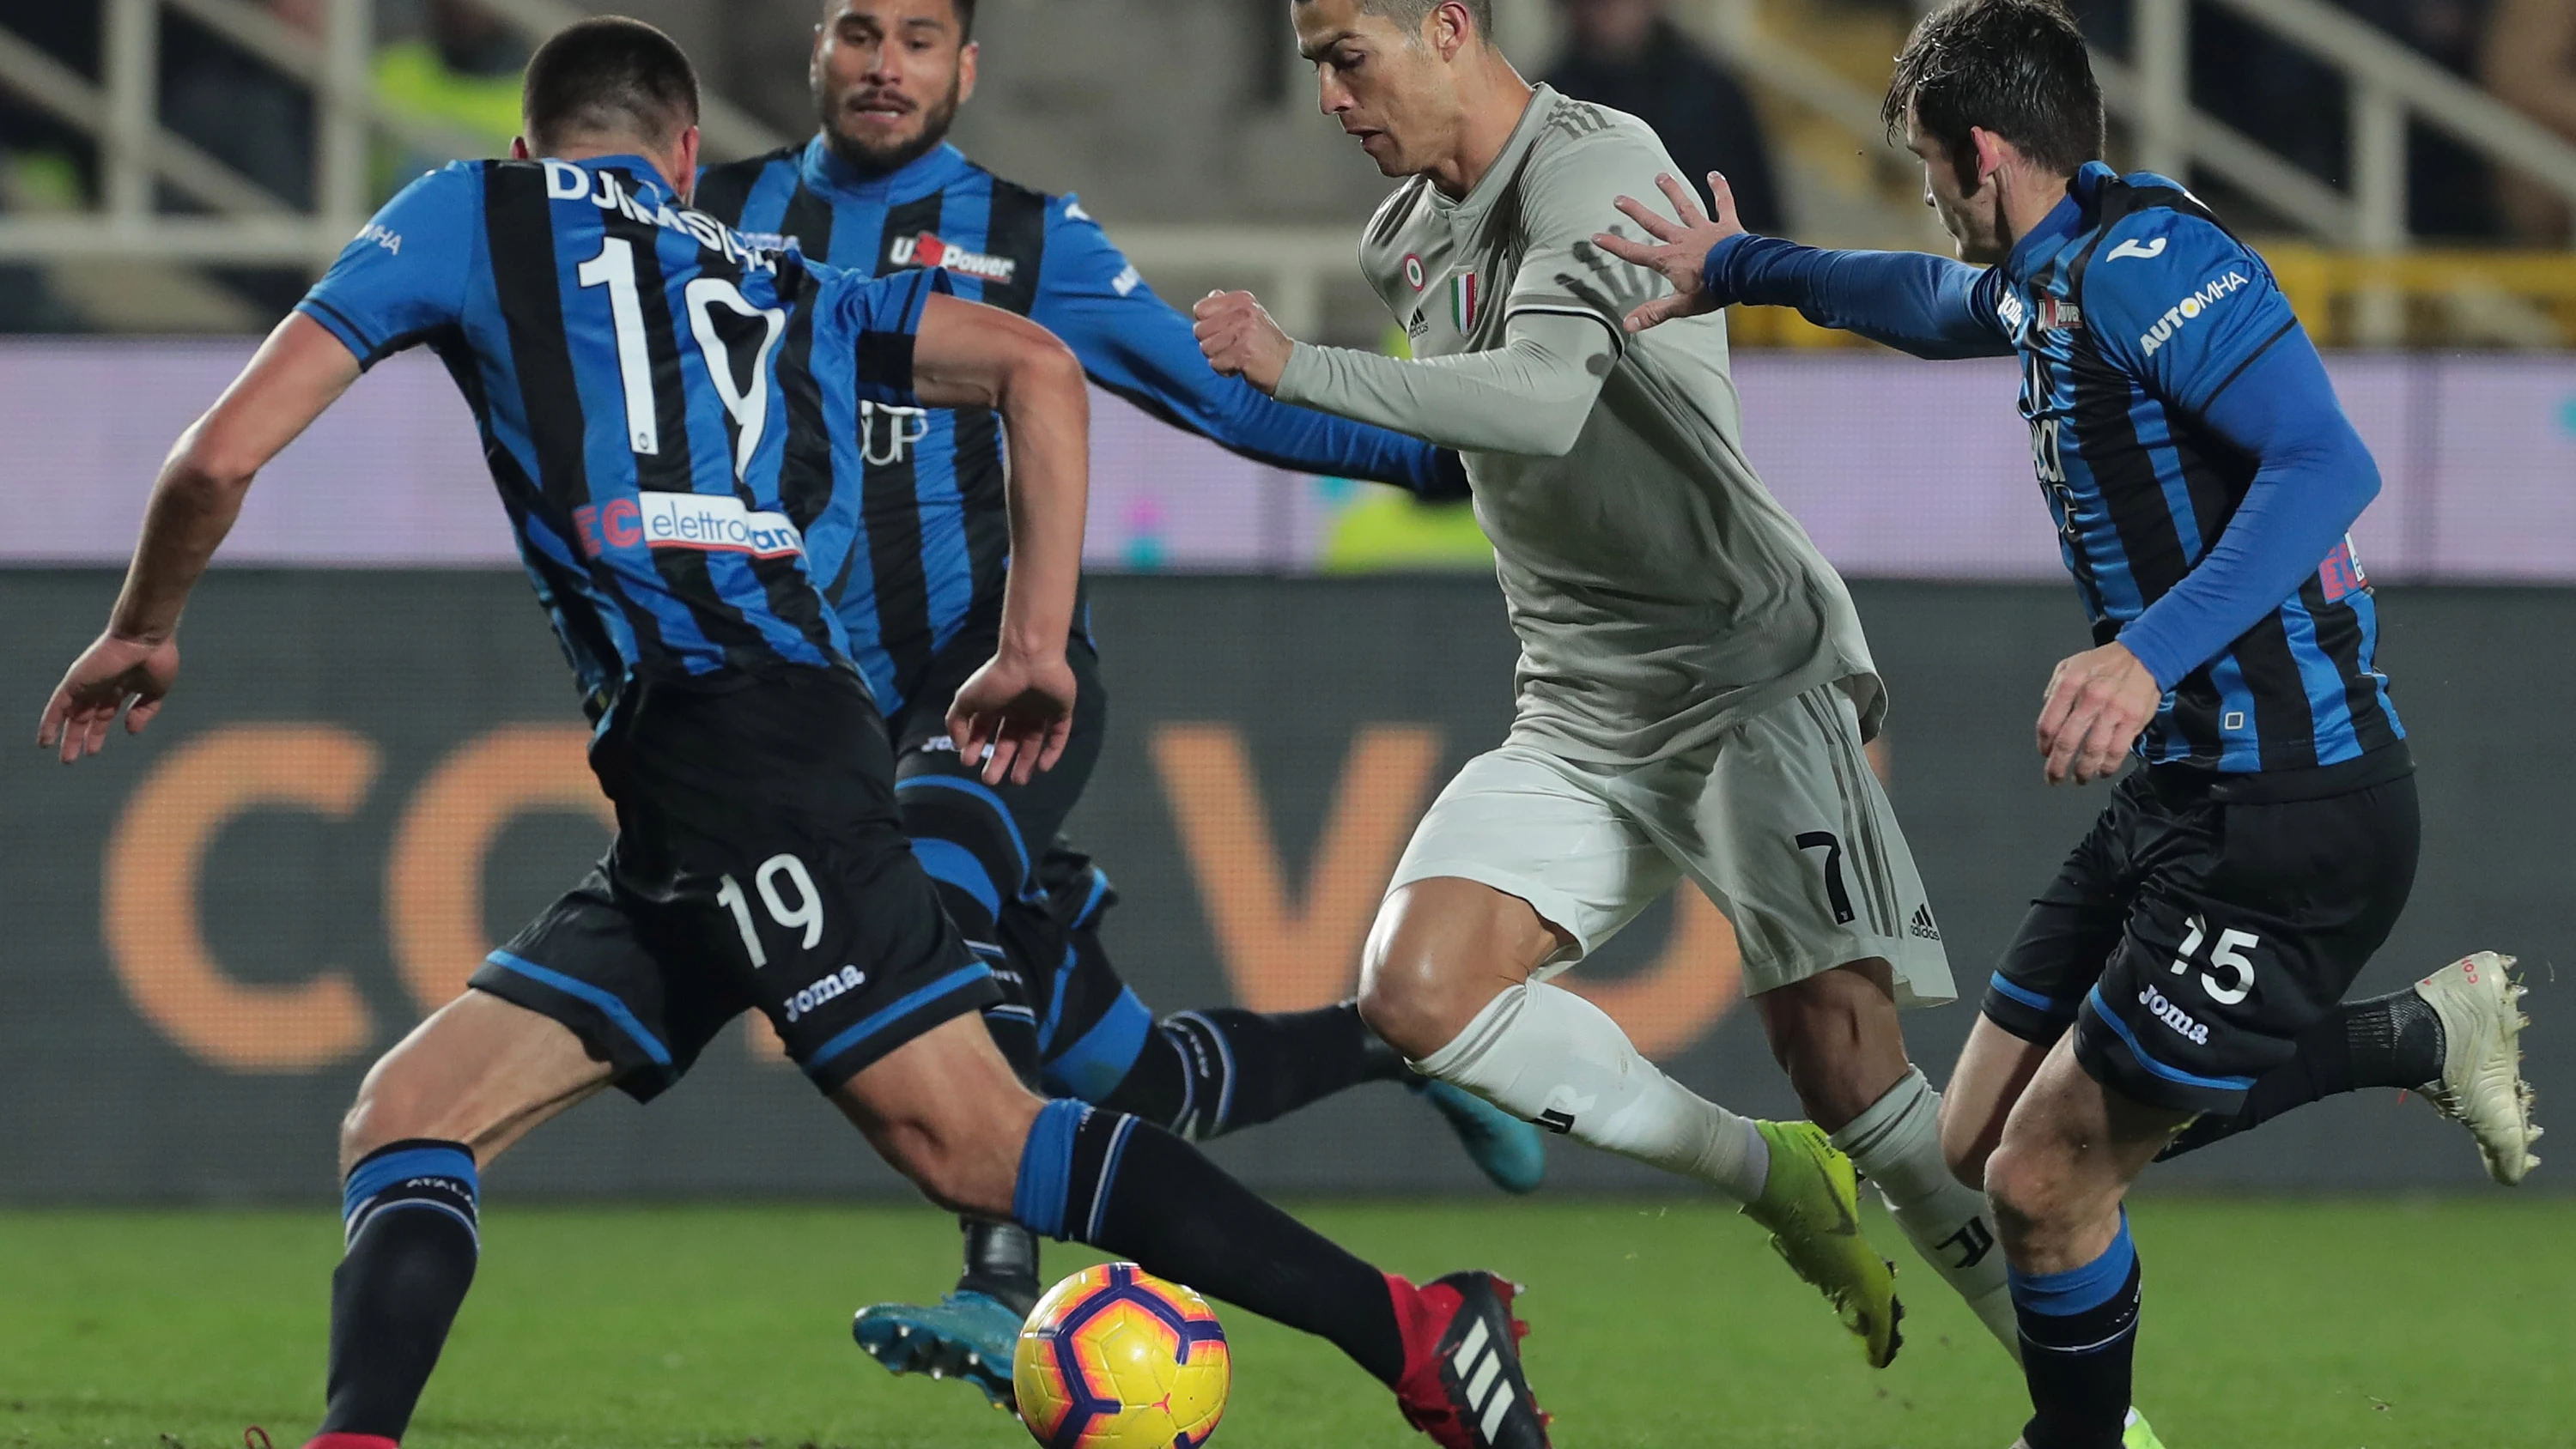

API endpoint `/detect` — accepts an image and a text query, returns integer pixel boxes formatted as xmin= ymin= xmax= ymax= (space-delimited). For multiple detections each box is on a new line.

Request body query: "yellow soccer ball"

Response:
xmin=1013 ymin=1262 xmax=1230 ymax=1448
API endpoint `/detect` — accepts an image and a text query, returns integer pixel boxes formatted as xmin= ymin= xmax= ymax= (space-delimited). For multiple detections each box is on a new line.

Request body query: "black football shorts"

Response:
xmin=1983 ymin=744 xmax=2420 ymax=1115
xmin=472 ymin=665 xmax=996 ymax=1100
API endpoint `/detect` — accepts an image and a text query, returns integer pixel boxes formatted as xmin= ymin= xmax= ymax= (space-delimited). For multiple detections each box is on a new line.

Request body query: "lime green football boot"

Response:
xmin=1738 ymin=1119 xmax=1904 ymax=1367
xmin=2008 ymin=1410 xmax=2165 ymax=1449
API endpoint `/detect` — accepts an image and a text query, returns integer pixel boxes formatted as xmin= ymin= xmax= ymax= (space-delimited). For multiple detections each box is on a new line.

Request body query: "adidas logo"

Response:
xmin=1909 ymin=904 xmax=1942 ymax=942
xmin=1448 ymin=1313 xmax=1522 ymax=1445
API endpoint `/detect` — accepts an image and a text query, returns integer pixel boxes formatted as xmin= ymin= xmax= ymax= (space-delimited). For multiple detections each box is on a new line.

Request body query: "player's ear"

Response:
xmin=1424 ymin=0 xmax=1460 ymax=61
xmin=671 ymin=125 xmax=702 ymax=198
xmin=1966 ymin=126 xmax=2008 ymax=194
xmin=510 ymin=135 xmax=532 ymax=161
xmin=957 ymin=39 xmax=979 ymax=104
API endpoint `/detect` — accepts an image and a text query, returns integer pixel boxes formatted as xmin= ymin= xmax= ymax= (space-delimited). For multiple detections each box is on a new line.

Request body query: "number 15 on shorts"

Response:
xmin=716 ymin=853 xmax=823 ymax=968
xmin=2169 ymin=913 xmax=2257 ymax=1005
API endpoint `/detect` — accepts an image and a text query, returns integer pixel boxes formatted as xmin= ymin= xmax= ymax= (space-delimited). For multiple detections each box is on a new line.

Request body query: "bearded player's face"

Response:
xmin=1297 ymin=0 xmax=1456 ymax=179
xmin=812 ymin=0 xmax=977 ymax=176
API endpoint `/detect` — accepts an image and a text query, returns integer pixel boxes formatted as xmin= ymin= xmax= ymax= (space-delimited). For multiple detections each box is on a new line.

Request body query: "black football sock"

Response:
xmin=319 ymin=1141 xmax=482 ymax=1440
xmin=2009 ymin=1213 xmax=2142 ymax=1449
xmin=1012 ymin=1099 xmax=1406 ymax=1385
xmin=1098 ymin=1001 xmax=1412 ymax=1139
xmin=955 ymin=1217 xmax=1042 ymax=1317
xmin=2158 ymin=988 xmax=2445 ymax=1159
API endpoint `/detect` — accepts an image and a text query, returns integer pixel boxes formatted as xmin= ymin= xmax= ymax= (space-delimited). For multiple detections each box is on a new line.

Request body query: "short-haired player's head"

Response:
xmin=1883 ymin=0 xmax=2102 ymax=264
xmin=1292 ymin=0 xmax=1508 ymax=181
xmin=519 ymin=16 xmax=702 ymax=175
xmin=812 ymin=0 xmax=980 ymax=178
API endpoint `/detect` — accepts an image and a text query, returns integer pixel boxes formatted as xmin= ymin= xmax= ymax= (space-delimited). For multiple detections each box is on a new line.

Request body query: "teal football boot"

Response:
xmin=852 ymin=1288 xmax=1023 ymax=1411
xmin=1413 ymin=1078 xmax=1547 ymax=1194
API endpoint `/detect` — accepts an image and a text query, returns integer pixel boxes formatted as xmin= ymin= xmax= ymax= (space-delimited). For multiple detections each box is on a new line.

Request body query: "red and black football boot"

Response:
xmin=1388 ymin=1270 xmax=1549 ymax=1449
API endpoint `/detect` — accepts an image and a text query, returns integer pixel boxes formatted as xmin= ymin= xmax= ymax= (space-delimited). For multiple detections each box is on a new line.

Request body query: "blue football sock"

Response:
xmin=2010 ymin=1211 xmax=2142 ymax=1449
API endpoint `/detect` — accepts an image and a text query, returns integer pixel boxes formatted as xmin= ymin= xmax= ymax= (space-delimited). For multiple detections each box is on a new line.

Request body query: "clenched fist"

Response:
xmin=1192 ymin=290 xmax=1294 ymax=395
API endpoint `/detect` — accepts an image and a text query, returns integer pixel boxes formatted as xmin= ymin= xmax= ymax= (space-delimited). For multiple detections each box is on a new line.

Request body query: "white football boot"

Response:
xmin=2412 ymin=952 xmax=2540 ymax=1185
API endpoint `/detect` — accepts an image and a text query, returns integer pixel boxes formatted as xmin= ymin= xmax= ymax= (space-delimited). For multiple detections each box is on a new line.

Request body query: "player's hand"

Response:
xmin=1192 ymin=290 xmax=1294 ymax=395
xmin=1591 ymin=172 xmax=1746 ymax=334
xmin=37 ymin=631 xmax=179 ymax=765
xmin=2035 ymin=643 xmax=2161 ymax=786
xmin=946 ymin=647 xmax=1077 ymax=787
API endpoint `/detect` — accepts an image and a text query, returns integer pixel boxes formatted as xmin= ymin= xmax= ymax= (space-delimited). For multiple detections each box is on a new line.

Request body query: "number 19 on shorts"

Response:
xmin=717 ymin=853 xmax=822 ymax=968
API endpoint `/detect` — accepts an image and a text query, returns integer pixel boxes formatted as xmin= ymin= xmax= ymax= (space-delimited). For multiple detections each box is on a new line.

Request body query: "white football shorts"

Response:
xmin=1388 ymin=682 xmax=1955 ymax=1006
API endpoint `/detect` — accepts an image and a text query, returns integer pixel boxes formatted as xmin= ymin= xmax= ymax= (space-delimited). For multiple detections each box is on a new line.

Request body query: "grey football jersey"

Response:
xmin=1357 ymin=86 xmax=1881 ymax=764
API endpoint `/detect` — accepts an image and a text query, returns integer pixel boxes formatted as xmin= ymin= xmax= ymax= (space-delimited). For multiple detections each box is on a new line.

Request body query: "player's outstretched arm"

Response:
xmin=37 ymin=314 xmax=361 ymax=764
xmin=1600 ymin=174 xmax=2014 ymax=361
xmin=908 ymin=292 xmax=1090 ymax=786
xmin=1197 ymin=290 xmax=1614 ymax=459
xmin=1029 ymin=206 xmax=1461 ymax=498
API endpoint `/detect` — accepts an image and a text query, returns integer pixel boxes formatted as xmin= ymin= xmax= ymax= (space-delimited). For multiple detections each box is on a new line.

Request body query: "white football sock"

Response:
xmin=1832 ymin=1067 xmax=2020 ymax=1359
xmin=1415 ymin=980 xmax=1771 ymax=1202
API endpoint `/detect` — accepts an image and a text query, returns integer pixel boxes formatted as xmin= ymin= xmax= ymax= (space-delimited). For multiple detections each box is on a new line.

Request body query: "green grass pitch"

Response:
xmin=4 ymin=1197 xmax=2568 ymax=1449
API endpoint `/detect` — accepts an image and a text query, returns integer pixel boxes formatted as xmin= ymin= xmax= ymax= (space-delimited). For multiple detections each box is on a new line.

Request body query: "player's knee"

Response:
xmin=1358 ymin=881 xmax=1556 ymax=1060
xmin=1981 ymin=1134 xmax=2070 ymax=1239
xmin=1354 ymin=964 xmax=1444 ymax=1062
xmin=1939 ymin=1088 xmax=2008 ymax=1192
xmin=338 ymin=1053 xmax=433 ymax=1169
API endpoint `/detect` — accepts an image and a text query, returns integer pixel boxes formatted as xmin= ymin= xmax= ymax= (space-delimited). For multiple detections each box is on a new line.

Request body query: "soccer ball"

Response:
xmin=1012 ymin=1262 xmax=1230 ymax=1448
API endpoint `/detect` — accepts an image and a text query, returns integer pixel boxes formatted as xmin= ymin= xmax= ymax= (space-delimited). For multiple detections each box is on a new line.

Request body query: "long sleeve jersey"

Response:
xmin=1704 ymin=162 xmax=2401 ymax=773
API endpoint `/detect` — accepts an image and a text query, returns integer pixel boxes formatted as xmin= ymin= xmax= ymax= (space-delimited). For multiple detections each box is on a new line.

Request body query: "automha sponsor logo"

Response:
xmin=2138 ymin=271 xmax=2251 ymax=357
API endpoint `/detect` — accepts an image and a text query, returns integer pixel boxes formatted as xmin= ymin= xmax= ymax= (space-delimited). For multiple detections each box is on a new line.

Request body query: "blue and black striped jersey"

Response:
xmin=1717 ymin=163 xmax=2402 ymax=773
xmin=1965 ymin=164 xmax=2401 ymax=771
xmin=693 ymin=139 xmax=1452 ymax=715
xmin=297 ymin=155 xmax=942 ymax=715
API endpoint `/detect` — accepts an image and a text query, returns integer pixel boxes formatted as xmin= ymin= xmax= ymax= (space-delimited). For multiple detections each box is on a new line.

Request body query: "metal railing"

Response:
xmin=1 ymin=0 xmax=2573 ymax=345
xmin=2117 ymin=0 xmax=2576 ymax=338
xmin=0 ymin=0 xmax=781 ymax=267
